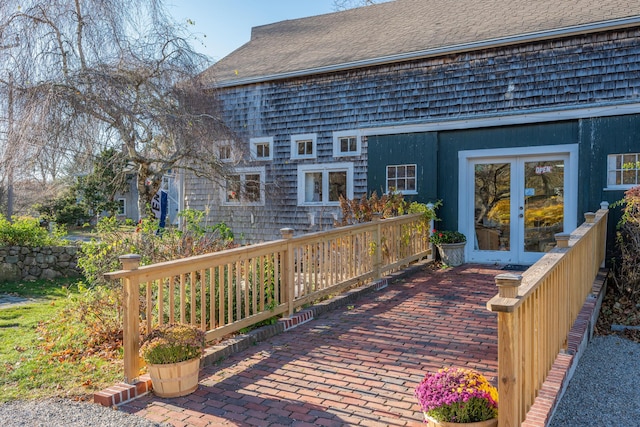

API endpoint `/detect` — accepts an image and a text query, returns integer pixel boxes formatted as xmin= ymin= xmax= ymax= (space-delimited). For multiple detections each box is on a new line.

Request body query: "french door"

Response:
xmin=463 ymin=151 xmax=576 ymax=265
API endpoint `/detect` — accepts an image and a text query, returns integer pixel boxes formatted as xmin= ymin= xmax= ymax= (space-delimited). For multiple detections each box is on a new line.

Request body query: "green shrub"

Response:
xmin=34 ymin=191 xmax=90 ymax=226
xmin=0 ymin=216 xmax=65 ymax=247
xmin=612 ymin=186 xmax=640 ymax=300
xmin=78 ymin=210 xmax=236 ymax=286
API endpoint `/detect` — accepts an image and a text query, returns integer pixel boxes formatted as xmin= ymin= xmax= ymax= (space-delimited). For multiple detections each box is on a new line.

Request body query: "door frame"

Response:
xmin=458 ymin=144 xmax=579 ymax=265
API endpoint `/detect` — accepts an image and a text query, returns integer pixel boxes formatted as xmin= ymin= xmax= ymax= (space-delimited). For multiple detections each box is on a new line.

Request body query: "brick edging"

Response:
xmin=94 ymin=260 xmax=428 ymax=407
xmin=521 ymin=268 xmax=609 ymax=427
xmin=93 ymin=375 xmax=152 ymax=408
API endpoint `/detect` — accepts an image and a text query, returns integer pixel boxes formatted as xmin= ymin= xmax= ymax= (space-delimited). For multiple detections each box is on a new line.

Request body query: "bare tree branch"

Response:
xmin=0 ymin=0 xmax=235 ymax=219
xmin=332 ymin=0 xmax=383 ymax=11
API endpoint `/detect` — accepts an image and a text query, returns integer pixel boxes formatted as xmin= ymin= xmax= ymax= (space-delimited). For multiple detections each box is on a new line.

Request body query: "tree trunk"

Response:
xmin=136 ymin=163 xmax=161 ymax=221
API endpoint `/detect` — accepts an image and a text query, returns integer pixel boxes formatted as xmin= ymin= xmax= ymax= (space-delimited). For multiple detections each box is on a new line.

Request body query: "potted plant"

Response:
xmin=140 ymin=323 xmax=205 ymax=398
xmin=429 ymin=230 xmax=467 ymax=266
xmin=415 ymin=367 xmax=498 ymax=426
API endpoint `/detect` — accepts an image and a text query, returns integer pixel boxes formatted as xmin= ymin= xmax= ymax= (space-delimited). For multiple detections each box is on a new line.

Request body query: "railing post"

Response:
xmin=120 ymin=254 xmax=141 ymax=384
xmin=584 ymin=212 xmax=596 ymax=224
xmin=427 ymin=203 xmax=435 ymax=261
xmin=599 ymin=202 xmax=610 ymax=268
xmin=280 ymin=228 xmax=296 ymax=316
xmin=555 ymin=233 xmax=571 ymax=248
xmin=372 ymin=213 xmax=382 ymax=281
xmin=494 ymin=273 xmax=522 ymax=427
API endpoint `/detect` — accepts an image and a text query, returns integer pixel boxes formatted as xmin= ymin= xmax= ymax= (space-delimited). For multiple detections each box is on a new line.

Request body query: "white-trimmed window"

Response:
xmin=333 ymin=130 xmax=362 ymax=157
xmin=222 ymin=167 xmax=265 ymax=206
xmin=387 ymin=164 xmax=417 ymax=194
xmin=250 ymin=137 xmax=273 ymax=161
xmin=291 ymin=133 xmax=317 ymax=160
xmin=218 ymin=143 xmax=232 ymax=162
xmin=608 ymin=153 xmax=640 ymax=188
xmin=117 ymin=198 xmax=126 ymax=216
xmin=297 ymin=162 xmax=354 ymax=206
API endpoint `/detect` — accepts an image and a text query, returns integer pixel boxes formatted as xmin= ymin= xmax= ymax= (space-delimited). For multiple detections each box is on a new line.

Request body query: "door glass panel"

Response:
xmin=474 ymin=163 xmax=511 ymax=251
xmin=523 ymin=160 xmax=564 ymax=253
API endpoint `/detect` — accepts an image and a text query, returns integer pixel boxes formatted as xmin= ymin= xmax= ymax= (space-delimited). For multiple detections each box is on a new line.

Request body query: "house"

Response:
xmin=188 ymin=0 xmax=640 ymax=266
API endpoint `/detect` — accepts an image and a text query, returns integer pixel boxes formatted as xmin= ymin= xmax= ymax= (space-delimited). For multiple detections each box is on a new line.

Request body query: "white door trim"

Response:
xmin=458 ymin=144 xmax=579 ymax=264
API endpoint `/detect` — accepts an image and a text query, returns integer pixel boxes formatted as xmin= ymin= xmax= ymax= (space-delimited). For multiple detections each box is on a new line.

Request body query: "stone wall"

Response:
xmin=0 ymin=246 xmax=82 ymax=282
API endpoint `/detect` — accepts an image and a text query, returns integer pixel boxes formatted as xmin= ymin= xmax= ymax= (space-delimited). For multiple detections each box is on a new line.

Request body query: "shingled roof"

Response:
xmin=202 ymin=0 xmax=640 ymax=87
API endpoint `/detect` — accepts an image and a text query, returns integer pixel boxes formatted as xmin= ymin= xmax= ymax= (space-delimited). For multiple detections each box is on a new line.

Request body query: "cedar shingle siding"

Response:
xmin=184 ymin=26 xmax=640 ymax=243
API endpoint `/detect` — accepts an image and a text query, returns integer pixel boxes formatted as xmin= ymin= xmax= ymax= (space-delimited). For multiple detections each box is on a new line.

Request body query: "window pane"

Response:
xmin=329 ymin=171 xmax=347 ymax=201
xmin=340 ymin=138 xmax=348 ymax=153
xmin=245 ymin=174 xmax=260 ymax=201
xmin=349 ymin=137 xmax=357 ymax=152
xmin=623 ymin=154 xmax=636 ymax=168
xmin=407 ymin=178 xmax=416 ymax=191
xmin=298 ymin=141 xmax=306 ymax=155
xmin=615 ymin=155 xmax=623 ymax=169
xmin=305 ymin=172 xmax=322 ymax=202
xmin=387 ymin=167 xmax=396 ymax=179
xmin=339 ymin=136 xmax=357 ymax=153
xmin=306 ymin=140 xmax=313 ymax=154
xmin=407 ymin=165 xmax=416 ymax=176
xmin=397 ymin=166 xmax=406 ymax=178
xmin=396 ymin=180 xmax=406 ymax=191
xmin=226 ymin=175 xmax=241 ymax=202
xmin=623 ymin=170 xmax=637 ymax=185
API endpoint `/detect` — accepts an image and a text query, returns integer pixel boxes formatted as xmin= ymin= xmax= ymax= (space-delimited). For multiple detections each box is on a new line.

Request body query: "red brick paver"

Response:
xmin=120 ymin=264 xmax=501 ymax=426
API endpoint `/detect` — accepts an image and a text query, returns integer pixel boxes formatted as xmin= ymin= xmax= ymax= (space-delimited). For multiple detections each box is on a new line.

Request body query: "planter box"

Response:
xmin=436 ymin=242 xmax=466 ymax=267
xmin=147 ymin=357 xmax=200 ymax=398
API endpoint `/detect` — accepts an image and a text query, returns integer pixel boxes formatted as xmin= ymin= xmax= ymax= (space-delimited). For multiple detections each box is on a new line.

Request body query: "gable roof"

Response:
xmin=202 ymin=0 xmax=640 ymax=87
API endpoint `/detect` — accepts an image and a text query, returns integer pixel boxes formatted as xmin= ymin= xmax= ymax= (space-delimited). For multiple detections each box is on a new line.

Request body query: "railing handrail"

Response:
xmin=105 ymin=213 xmax=425 ymax=281
xmin=487 ymin=208 xmax=608 ymax=313
xmin=487 ymin=205 xmax=609 ymax=427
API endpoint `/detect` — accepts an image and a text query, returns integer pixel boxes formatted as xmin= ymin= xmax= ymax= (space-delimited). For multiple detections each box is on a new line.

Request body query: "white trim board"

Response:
xmin=359 ymin=103 xmax=640 ymax=136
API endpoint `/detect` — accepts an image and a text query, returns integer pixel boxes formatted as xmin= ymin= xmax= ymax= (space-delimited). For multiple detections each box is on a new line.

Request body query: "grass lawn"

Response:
xmin=0 ymin=279 xmax=123 ymax=402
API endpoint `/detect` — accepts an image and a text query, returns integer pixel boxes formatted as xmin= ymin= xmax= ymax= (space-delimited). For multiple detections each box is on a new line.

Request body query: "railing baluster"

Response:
xmin=209 ymin=267 xmax=215 ymax=329
xmin=169 ymin=276 xmax=175 ymax=324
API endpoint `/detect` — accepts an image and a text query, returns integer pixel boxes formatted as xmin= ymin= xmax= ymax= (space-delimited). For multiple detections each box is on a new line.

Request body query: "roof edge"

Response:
xmin=211 ymin=15 xmax=640 ymax=89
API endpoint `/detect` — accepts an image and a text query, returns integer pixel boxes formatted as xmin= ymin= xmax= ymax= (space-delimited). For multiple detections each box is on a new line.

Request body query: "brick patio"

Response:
xmin=120 ymin=263 xmax=502 ymax=426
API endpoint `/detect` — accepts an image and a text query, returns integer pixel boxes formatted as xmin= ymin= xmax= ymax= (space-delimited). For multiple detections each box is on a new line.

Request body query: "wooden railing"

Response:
xmin=487 ymin=204 xmax=609 ymax=427
xmin=106 ymin=213 xmax=432 ymax=383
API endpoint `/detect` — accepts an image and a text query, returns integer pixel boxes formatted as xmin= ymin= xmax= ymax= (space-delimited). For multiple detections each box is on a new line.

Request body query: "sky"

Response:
xmin=167 ymin=1 xmax=339 ymax=62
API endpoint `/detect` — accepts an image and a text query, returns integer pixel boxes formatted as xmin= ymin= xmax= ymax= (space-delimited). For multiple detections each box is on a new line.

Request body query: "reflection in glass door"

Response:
xmin=472 ymin=156 xmax=568 ymax=264
xmin=523 ymin=160 xmax=564 ymax=254
xmin=474 ymin=163 xmax=511 ymax=252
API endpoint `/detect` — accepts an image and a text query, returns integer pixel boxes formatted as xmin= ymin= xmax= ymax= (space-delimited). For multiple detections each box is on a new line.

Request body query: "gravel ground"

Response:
xmin=0 ymin=335 xmax=637 ymax=426
xmin=549 ymin=335 xmax=640 ymax=427
xmin=0 ymin=398 xmax=167 ymax=427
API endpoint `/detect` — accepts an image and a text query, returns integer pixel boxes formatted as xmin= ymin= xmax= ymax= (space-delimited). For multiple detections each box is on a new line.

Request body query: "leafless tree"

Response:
xmin=0 ymin=0 xmax=234 ymax=219
xmin=332 ymin=0 xmax=384 ymax=11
